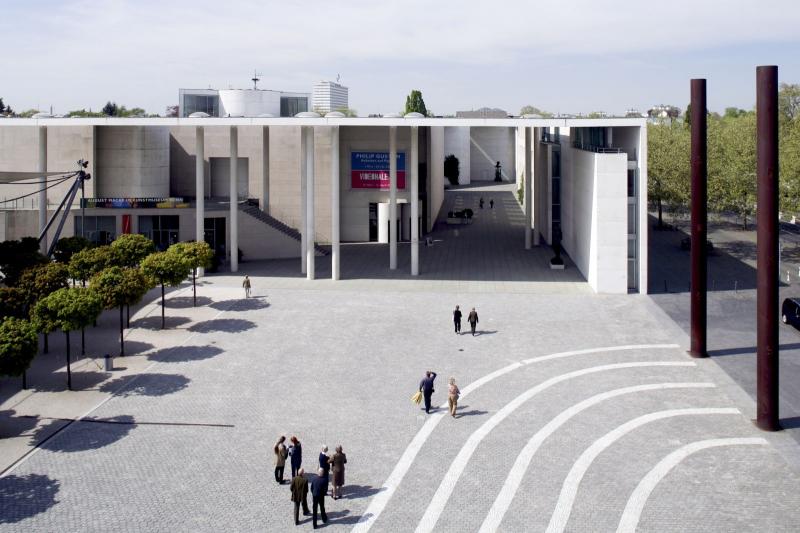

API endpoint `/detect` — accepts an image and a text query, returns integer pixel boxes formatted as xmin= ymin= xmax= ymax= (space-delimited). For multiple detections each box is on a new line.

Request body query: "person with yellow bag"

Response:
xmin=418 ymin=370 xmax=437 ymax=414
xmin=411 ymin=390 xmax=423 ymax=405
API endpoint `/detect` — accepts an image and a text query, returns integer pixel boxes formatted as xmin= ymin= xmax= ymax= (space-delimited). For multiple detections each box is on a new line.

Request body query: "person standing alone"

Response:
xmin=468 ymin=307 xmax=479 ymax=336
xmin=419 ymin=370 xmax=437 ymax=414
xmin=453 ymin=305 xmax=462 ymax=334
xmin=448 ymin=377 xmax=461 ymax=418
xmin=242 ymin=275 xmax=251 ymax=298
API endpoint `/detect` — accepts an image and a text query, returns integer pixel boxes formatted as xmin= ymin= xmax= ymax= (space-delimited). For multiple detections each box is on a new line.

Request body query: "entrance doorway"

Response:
xmin=369 ymin=203 xmax=378 ymax=242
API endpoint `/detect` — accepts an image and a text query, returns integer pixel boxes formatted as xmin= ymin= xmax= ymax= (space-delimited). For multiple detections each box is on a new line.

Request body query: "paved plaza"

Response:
xmin=2 ymin=186 xmax=800 ymax=531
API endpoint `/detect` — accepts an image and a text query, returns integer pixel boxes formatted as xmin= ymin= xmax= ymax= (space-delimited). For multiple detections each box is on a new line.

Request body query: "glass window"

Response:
xmin=628 ymin=169 xmax=637 ymax=197
xmin=139 ymin=215 xmax=179 ymax=250
xmin=628 ymin=237 xmax=636 ymax=258
xmin=280 ymin=97 xmax=308 ymax=117
xmin=627 ymin=204 xmax=637 ymax=235
xmin=183 ymin=94 xmax=219 ymax=117
xmin=552 ymin=151 xmax=561 ymax=178
xmin=75 ymin=216 xmax=116 ymax=245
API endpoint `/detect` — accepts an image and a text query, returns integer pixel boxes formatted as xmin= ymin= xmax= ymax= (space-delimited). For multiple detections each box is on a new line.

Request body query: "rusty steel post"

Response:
xmin=688 ymin=79 xmax=708 ymax=358
xmin=756 ymin=65 xmax=780 ymax=431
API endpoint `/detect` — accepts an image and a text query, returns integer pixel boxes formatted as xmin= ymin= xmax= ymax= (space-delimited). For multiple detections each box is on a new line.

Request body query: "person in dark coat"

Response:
xmin=453 ymin=305 xmax=462 ymax=334
xmin=490 ymin=198 xmax=494 ymax=209
xmin=319 ymin=445 xmax=330 ymax=481
xmin=419 ymin=370 xmax=437 ymax=413
xmin=468 ymin=308 xmax=479 ymax=336
xmin=290 ymin=468 xmax=310 ymax=525
xmin=330 ymin=445 xmax=348 ymax=499
xmin=288 ymin=436 xmax=303 ymax=478
xmin=310 ymin=468 xmax=329 ymax=528
xmin=479 ymin=197 xmax=484 ymax=209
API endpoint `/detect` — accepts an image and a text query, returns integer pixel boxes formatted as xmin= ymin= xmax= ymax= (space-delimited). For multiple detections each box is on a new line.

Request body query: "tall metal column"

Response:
xmin=195 ymin=126 xmax=205 ymax=276
xmin=300 ymin=127 xmax=308 ymax=274
xmin=38 ymin=126 xmax=47 ymax=254
xmin=331 ymin=126 xmax=340 ymax=280
xmin=756 ymin=65 xmax=780 ymax=431
xmin=524 ymin=127 xmax=532 ymax=249
xmin=410 ymin=125 xmax=420 ymax=276
xmin=389 ymin=126 xmax=398 ymax=270
xmin=305 ymin=126 xmax=315 ymax=280
xmin=229 ymin=126 xmax=239 ymax=273
xmin=262 ymin=126 xmax=270 ymax=215
xmin=689 ymin=79 xmax=708 ymax=358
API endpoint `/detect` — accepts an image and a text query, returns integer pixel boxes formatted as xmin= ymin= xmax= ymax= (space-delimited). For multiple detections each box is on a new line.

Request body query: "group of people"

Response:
xmin=478 ymin=197 xmax=495 ymax=209
xmin=453 ymin=305 xmax=479 ymax=336
xmin=274 ymin=436 xmax=348 ymax=528
xmin=419 ymin=371 xmax=461 ymax=418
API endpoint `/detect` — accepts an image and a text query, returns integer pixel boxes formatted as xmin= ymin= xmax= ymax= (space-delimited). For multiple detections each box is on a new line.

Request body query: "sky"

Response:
xmin=2 ymin=0 xmax=799 ymax=116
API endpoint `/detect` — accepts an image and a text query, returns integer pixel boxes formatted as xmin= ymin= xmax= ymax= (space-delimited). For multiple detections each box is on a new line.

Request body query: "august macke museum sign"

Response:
xmin=351 ymin=152 xmax=406 ymax=189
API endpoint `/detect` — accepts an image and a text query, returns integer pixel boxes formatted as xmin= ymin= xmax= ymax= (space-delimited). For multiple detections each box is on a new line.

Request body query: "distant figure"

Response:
xmin=419 ymin=370 xmax=437 ymax=413
xmin=468 ymin=308 xmax=479 ymax=336
xmin=448 ymin=377 xmax=461 ymax=418
xmin=479 ymin=197 xmax=485 ymax=209
xmin=319 ymin=445 xmax=330 ymax=481
xmin=289 ymin=436 xmax=303 ymax=478
xmin=243 ymin=275 xmax=252 ymax=298
xmin=490 ymin=198 xmax=494 ymax=209
xmin=310 ymin=468 xmax=329 ymax=528
xmin=274 ymin=435 xmax=289 ymax=484
xmin=330 ymin=445 xmax=348 ymax=500
xmin=552 ymin=226 xmax=564 ymax=265
xmin=494 ymin=161 xmax=502 ymax=182
xmin=290 ymin=468 xmax=310 ymax=525
xmin=453 ymin=305 xmax=462 ymax=334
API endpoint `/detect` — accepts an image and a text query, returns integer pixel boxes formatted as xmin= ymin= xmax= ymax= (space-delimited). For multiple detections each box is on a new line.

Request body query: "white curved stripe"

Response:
xmin=545 ymin=408 xmax=741 ymax=533
xmin=414 ymin=361 xmax=695 ymax=533
xmin=616 ymin=437 xmax=767 ymax=533
xmin=479 ymin=382 xmax=716 ymax=533
xmin=352 ymin=343 xmax=679 ymax=533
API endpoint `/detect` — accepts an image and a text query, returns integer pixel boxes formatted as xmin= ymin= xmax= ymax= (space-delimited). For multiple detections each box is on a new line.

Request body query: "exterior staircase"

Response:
xmin=239 ymin=203 xmax=329 ymax=256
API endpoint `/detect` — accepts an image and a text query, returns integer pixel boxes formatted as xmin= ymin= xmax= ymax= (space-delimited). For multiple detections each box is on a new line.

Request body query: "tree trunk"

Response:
xmin=44 ymin=332 xmax=49 ymax=354
xmin=126 ymin=304 xmax=130 ymax=328
xmin=81 ymin=327 xmax=85 ymax=356
xmin=161 ymin=284 xmax=166 ymax=329
xmin=657 ymin=197 xmax=663 ymax=228
xmin=119 ymin=305 xmax=125 ymax=356
xmin=193 ymin=268 xmax=197 ymax=307
xmin=22 ymin=371 xmax=27 ymax=390
xmin=65 ymin=331 xmax=72 ymax=391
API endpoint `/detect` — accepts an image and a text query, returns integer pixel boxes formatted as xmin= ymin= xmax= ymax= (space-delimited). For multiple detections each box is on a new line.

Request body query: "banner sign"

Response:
xmin=81 ymin=197 xmax=189 ymax=209
xmin=351 ymin=152 xmax=405 ymax=189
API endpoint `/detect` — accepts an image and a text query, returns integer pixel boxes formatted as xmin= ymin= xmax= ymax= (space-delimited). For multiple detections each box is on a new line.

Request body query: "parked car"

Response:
xmin=782 ymin=298 xmax=800 ymax=328
xmin=680 ymin=236 xmax=714 ymax=253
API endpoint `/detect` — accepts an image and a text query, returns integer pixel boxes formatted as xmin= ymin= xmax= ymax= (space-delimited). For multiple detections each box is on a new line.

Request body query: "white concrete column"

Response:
xmin=524 ymin=126 xmax=532 ymax=249
xmin=300 ymin=127 xmax=308 ymax=274
xmin=305 ymin=126 xmax=315 ymax=280
xmin=38 ymin=126 xmax=47 ymax=254
xmin=229 ymin=126 xmax=239 ymax=272
xmin=331 ymin=126 xmax=340 ymax=280
xmin=262 ymin=126 xmax=270 ymax=214
xmin=195 ymin=126 xmax=205 ymax=276
xmin=410 ymin=126 xmax=419 ymax=275
xmin=389 ymin=126 xmax=398 ymax=270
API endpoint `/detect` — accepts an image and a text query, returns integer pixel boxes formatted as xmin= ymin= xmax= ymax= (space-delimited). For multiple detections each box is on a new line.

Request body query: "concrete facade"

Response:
xmin=95 ymin=126 xmax=169 ymax=198
xmin=443 ymin=126 xmax=471 ymax=185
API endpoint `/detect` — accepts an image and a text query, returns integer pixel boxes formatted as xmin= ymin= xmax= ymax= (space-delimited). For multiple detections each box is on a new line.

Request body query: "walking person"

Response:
xmin=419 ymin=370 xmax=437 ymax=414
xmin=453 ymin=305 xmax=462 ymax=334
xmin=490 ymin=198 xmax=494 ymax=209
xmin=330 ymin=445 xmax=348 ymax=500
xmin=468 ymin=307 xmax=479 ymax=336
xmin=242 ymin=275 xmax=251 ymax=298
xmin=479 ymin=197 xmax=485 ymax=209
xmin=274 ymin=435 xmax=289 ymax=484
xmin=448 ymin=377 xmax=461 ymax=418
xmin=290 ymin=468 xmax=310 ymax=525
xmin=310 ymin=468 xmax=329 ymax=528
xmin=288 ymin=436 xmax=303 ymax=478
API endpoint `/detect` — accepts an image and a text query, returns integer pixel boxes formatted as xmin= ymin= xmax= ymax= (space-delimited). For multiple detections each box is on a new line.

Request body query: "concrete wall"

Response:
xmin=534 ymin=139 xmax=551 ymax=244
xmin=637 ymin=125 xmax=648 ymax=294
xmin=470 ymin=127 xmax=515 ymax=181
xmin=443 ymin=127 xmax=470 ymax=185
xmin=429 ymin=126 xmax=445 ymax=231
xmin=96 ymin=126 xmax=169 ymax=197
xmin=209 ymin=157 xmax=249 ymax=198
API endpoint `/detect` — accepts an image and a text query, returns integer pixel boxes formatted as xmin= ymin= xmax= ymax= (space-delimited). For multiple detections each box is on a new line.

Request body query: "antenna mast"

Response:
xmin=251 ymin=70 xmax=262 ymax=90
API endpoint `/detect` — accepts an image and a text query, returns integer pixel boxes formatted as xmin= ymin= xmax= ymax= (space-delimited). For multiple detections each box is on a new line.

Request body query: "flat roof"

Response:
xmin=0 ymin=117 xmax=646 ymax=128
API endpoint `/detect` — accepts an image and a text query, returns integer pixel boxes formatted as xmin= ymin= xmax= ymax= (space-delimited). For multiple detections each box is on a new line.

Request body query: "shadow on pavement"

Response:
xmin=340 ymin=484 xmax=381 ymax=499
xmin=0 ymin=410 xmax=40 ymax=439
xmin=132 ymin=316 xmax=191 ymax=330
xmin=147 ymin=345 xmax=224 ymax=363
xmin=188 ymin=318 xmax=256 ymax=333
xmin=209 ymin=298 xmax=271 ymax=312
xmin=780 ymin=416 xmax=800 ymax=430
xmin=708 ymin=342 xmax=800 ymax=357
xmin=165 ymin=296 xmax=213 ymax=308
xmin=0 ymin=474 xmax=60 ymax=523
xmin=99 ymin=373 xmax=190 ymax=397
xmin=31 ymin=371 xmax=110 ymax=393
xmin=325 ymin=509 xmax=362 ymax=525
xmin=456 ymin=409 xmax=489 ymax=418
xmin=33 ymin=415 xmax=136 ymax=453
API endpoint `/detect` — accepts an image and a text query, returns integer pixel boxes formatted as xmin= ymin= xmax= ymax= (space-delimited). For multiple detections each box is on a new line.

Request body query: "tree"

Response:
xmin=111 ymin=234 xmax=156 ymax=267
xmin=102 ymin=101 xmax=119 ymax=116
xmin=18 ymin=262 xmax=69 ymax=353
xmin=140 ymin=252 xmax=190 ymax=329
xmin=334 ymin=107 xmax=358 ymax=117
xmin=779 ymin=83 xmax=800 ymax=122
xmin=165 ymin=105 xmax=179 ymax=117
xmin=0 ymin=237 xmax=48 ymax=287
xmin=68 ymin=245 xmax=117 ymax=286
xmin=724 ymin=107 xmax=749 ymax=119
xmin=0 ymin=317 xmax=38 ymax=389
xmin=53 ymin=236 xmax=92 ymax=264
xmin=780 ymin=115 xmax=800 ymax=214
xmin=444 ymin=154 xmax=460 ymax=186
xmin=519 ymin=105 xmax=553 ymax=118
xmin=647 ymin=121 xmax=690 ymax=227
xmin=405 ymin=90 xmax=428 ymax=116
xmin=0 ymin=97 xmax=4 ymax=114
xmin=67 ymin=109 xmax=104 ymax=118
xmin=17 ymin=109 xmax=40 ymax=118
xmin=91 ymin=267 xmax=149 ymax=356
xmin=33 ymin=287 xmax=102 ymax=390
xmin=0 ymin=288 xmax=26 ymax=320
xmin=168 ymin=241 xmax=213 ymax=306
xmin=711 ymin=113 xmax=757 ymax=229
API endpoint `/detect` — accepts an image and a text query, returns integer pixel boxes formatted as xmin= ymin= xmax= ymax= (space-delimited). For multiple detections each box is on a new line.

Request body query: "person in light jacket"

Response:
xmin=274 ymin=435 xmax=289 ymax=484
xmin=448 ymin=377 xmax=461 ymax=418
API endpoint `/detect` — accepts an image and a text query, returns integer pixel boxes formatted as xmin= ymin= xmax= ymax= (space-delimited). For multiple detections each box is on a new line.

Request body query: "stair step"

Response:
xmin=239 ymin=204 xmax=330 ymax=256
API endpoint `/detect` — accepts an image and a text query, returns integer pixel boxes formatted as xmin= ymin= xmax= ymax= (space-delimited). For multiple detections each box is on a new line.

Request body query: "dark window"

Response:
xmin=280 ymin=97 xmax=308 ymax=117
xmin=552 ymin=150 xmax=561 ymax=178
xmin=75 ymin=216 xmax=116 ymax=245
xmin=183 ymin=94 xmax=219 ymax=117
xmin=628 ymin=169 xmax=636 ymax=197
xmin=139 ymin=215 xmax=179 ymax=250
